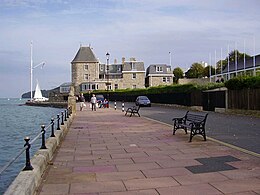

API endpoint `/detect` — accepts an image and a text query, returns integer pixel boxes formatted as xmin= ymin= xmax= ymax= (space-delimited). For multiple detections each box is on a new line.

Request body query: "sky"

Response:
xmin=0 ymin=0 xmax=259 ymax=98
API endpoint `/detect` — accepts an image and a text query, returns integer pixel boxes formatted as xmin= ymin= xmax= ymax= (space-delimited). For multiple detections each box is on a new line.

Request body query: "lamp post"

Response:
xmin=30 ymin=41 xmax=45 ymax=101
xmin=106 ymin=52 xmax=110 ymax=106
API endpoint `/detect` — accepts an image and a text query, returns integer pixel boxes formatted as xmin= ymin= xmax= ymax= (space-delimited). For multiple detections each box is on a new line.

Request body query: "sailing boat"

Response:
xmin=33 ymin=80 xmax=48 ymax=102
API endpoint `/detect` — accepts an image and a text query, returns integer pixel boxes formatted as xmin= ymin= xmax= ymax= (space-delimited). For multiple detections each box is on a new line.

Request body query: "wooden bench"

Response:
xmin=125 ymin=106 xmax=140 ymax=117
xmin=172 ymin=111 xmax=208 ymax=142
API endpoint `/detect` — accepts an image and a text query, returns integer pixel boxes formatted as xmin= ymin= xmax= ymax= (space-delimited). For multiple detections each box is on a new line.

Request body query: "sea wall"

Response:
xmin=4 ymin=113 xmax=75 ymax=195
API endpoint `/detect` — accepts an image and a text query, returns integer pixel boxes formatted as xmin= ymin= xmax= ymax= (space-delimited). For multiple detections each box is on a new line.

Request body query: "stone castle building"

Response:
xmin=71 ymin=46 xmax=146 ymax=94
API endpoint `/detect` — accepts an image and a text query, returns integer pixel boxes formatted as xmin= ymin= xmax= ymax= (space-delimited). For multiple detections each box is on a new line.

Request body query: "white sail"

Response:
xmin=33 ymin=80 xmax=48 ymax=102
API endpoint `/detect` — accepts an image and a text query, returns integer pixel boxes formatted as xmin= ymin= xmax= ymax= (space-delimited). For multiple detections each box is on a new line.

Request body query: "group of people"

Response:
xmin=78 ymin=93 xmax=108 ymax=111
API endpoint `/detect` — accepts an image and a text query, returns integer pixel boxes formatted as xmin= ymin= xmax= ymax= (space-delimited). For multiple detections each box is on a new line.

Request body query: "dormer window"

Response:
xmin=131 ymin=62 xmax=136 ymax=70
xmin=156 ymin=66 xmax=163 ymax=72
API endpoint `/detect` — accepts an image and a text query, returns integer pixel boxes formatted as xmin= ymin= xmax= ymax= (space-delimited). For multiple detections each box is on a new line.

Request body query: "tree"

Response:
xmin=203 ymin=65 xmax=216 ymax=77
xmin=173 ymin=67 xmax=184 ymax=83
xmin=185 ymin=63 xmax=204 ymax=78
xmin=217 ymin=50 xmax=251 ymax=73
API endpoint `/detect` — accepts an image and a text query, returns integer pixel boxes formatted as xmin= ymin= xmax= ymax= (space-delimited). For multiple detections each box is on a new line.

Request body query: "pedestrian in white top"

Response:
xmin=91 ymin=94 xmax=97 ymax=111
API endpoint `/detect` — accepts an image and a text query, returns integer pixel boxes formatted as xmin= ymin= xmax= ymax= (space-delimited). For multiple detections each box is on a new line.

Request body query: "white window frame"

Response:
xmin=84 ymin=74 xmax=89 ymax=80
xmin=132 ymin=73 xmax=136 ymax=79
xmin=156 ymin=66 xmax=163 ymax=72
xmin=84 ymin=64 xmax=88 ymax=70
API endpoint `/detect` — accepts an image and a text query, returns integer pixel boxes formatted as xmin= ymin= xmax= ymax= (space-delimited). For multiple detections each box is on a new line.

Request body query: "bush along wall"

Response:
xmin=225 ymin=75 xmax=260 ymax=90
xmin=89 ymin=83 xmax=224 ymax=107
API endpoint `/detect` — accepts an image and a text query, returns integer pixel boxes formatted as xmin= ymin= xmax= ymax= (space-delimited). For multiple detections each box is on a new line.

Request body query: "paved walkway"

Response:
xmin=36 ymin=106 xmax=260 ymax=195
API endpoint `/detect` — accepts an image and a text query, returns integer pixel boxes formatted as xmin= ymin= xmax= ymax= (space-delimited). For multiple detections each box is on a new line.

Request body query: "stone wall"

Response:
xmin=122 ymin=72 xmax=145 ymax=89
xmin=178 ymin=78 xmax=210 ymax=85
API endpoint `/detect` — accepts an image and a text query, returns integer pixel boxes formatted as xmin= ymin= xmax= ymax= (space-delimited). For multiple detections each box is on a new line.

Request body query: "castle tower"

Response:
xmin=71 ymin=46 xmax=99 ymax=94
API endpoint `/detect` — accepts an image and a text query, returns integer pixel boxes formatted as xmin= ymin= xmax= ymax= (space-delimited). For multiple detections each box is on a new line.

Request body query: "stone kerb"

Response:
xmin=4 ymin=114 xmax=75 ymax=195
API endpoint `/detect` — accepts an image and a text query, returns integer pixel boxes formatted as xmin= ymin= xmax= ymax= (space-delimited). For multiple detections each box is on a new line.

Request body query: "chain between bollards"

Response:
xmin=23 ymin=136 xmax=33 ymax=171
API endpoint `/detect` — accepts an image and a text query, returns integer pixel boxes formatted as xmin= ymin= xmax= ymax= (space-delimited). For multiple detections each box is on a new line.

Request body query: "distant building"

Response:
xmin=145 ymin=64 xmax=174 ymax=87
xmin=215 ymin=54 xmax=260 ymax=81
xmin=71 ymin=46 xmax=146 ymax=94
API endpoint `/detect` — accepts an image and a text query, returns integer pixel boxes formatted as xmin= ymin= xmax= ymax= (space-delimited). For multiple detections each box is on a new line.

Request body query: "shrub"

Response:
xmin=225 ymin=75 xmax=260 ymax=90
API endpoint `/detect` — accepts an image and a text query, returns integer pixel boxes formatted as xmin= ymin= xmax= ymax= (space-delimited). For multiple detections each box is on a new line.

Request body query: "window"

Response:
xmin=84 ymin=64 xmax=88 ymax=70
xmin=132 ymin=73 xmax=136 ymax=79
xmin=167 ymin=67 xmax=170 ymax=72
xmin=163 ymin=77 xmax=166 ymax=82
xmin=100 ymin=65 xmax=103 ymax=71
xmin=84 ymin=74 xmax=89 ymax=80
xmin=133 ymin=85 xmax=137 ymax=89
xmin=167 ymin=77 xmax=171 ymax=82
xmin=156 ymin=66 xmax=163 ymax=72
xmin=131 ymin=62 xmax=136 ymax=70
xmin=115 ymin=84 xmax=118 ymax=90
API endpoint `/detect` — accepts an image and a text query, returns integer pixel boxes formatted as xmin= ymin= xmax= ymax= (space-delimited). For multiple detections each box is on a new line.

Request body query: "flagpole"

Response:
xmin=221 ymin=47 xmax=223 ymax=75
xmin=209 ymin=53 xmax=212 ymax=82
xmin=215 ymin=50 xmax=217 ymax=80
xmin=253 ymin=35 xmax=256 ymax=76
xmin=227 ymin=44 xmax=230 ymax=80
xmin=235 ymin=42 xmax=238 ymax=76
xmin=244 ymin=39 xmax=246 ymax=74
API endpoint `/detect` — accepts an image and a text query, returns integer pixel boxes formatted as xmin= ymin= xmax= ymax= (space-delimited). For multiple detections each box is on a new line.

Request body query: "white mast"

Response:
xmin=30 ymin=41 xmax=33 ymax=101
xmin=221 ymin=48 xmax=223 ymax=75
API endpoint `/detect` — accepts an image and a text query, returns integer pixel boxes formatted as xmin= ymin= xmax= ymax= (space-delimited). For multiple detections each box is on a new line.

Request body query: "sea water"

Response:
xmin=0 ymin=98 xmax=63 ymax=194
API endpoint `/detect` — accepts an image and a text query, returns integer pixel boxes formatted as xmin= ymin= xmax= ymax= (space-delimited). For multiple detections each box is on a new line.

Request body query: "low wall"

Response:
xmin=4 ymin=114 xmax=75 ymax=195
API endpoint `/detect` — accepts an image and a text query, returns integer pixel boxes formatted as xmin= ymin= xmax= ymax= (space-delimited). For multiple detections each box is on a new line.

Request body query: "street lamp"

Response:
xmin=106 ymin=52 xmax=110 ymax=106
xmin=30 ymin=42 xmax=45 ymax=101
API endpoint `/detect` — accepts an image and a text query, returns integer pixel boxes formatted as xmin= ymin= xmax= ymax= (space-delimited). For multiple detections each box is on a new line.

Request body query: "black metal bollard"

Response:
xmin=114 ymin=100 xmax=117 ymax=110
xmin=57 ymin=114 xmax=60 ymax=130
xmin=66 ymin=108 xmax=69 ymax=118
xmin=61 ymin=112 xmax=64 ymax=125
xmin=122 ymin=101 xmax=125 ymax=112
xmin=64 ymin=110 xmax=67 ymax=122
xmin=50 ymin=118 xmax=55 ymax=137
xmin=40 ymin=125 xmax=47 ymax=149
xmin=23 ymin=136 xmax=33 ymax=171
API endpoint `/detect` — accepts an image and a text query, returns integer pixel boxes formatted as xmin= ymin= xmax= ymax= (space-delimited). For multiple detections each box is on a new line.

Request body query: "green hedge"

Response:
xmin=90 ymin=82 xmax=224 ymax=96
xmin=225 ymin=76 xmax=260 ymax=90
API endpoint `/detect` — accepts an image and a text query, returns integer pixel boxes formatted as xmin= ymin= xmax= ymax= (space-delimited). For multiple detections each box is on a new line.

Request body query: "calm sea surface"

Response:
xmin=0 ymin=98 xmax=63 ymax=194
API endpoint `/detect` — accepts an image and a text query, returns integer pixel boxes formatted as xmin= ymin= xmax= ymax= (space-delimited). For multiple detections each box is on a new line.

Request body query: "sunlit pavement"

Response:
xmin=36 ymin=104 xmax=260 ymax=195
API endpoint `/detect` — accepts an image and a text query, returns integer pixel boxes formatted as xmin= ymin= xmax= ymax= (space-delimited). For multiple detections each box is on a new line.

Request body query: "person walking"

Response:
xmin=91 ymin=94 xmax=97 ymax=111
xmin=79 ymin=93 xmax=85 ymax=111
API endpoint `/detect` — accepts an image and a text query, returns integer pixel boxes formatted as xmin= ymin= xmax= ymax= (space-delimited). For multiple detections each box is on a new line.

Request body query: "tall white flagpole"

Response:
xmin=169 ymin=51 xmax=172 ymax=69
xmin=215 ymin=50 xmax=217 ymax=78
xmin=221 ymin=48 xmax=223 ymax=75
xmin=253 ymin=35 xmax=256 ymax=76
xmin=235 ymin=42 xmax=238 ymax=76
xmin=227 ymin=44 xmax=230 ymax=80
xmin=244 ymin=39 xmax=246 ymax=74
xmin=209 ymin=53 xmax=212 ymax=82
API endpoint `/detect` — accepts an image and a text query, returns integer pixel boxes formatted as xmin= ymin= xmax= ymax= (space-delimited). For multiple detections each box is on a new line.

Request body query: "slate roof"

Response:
xmin=222 ymin=54 xmax=260 ymax=73
xmin=146 ymin=64 xmax=171 ymax=76
xmin=122 ymin=61 xmax=145 ymax=71
xmin=71 ymin=47 xmax=98 ymax=63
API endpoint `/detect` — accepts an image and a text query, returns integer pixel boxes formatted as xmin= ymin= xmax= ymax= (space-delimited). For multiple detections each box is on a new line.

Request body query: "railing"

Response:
xmin=0 ymin=107 xmax=72 ymax=175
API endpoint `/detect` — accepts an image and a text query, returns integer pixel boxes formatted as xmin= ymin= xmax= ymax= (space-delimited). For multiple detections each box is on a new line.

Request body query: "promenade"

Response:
xmin=36 ymin=105 xmax=260 ymax=195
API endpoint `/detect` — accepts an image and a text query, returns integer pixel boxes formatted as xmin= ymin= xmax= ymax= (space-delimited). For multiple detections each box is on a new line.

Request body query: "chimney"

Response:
xmin=130 ymin=57 xmax=136 ymax=61
xmin=114 ymin=59 xmax=117 ymax=64
xmin=122 ymin=57 xmax=125 ymax=64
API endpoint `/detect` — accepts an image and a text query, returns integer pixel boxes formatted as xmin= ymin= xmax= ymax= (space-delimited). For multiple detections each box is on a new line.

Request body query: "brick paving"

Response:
xmin=36 ymin=106 xmax=260 ymax=195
